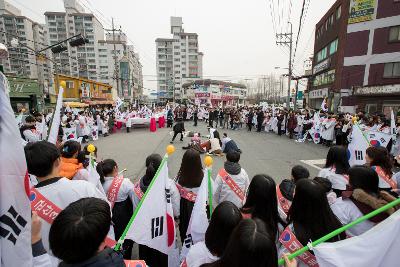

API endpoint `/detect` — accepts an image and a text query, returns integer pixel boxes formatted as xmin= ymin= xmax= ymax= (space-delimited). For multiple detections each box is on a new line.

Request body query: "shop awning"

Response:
xmin=63 ymin=102 xmax=89 ymax=108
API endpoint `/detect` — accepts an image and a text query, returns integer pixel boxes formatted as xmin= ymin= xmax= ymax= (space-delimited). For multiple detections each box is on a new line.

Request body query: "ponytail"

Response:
xmin=143 ymin=154 xmax=162 ymax=186
xmin=96 ymin=159 xmax=117 ymax=184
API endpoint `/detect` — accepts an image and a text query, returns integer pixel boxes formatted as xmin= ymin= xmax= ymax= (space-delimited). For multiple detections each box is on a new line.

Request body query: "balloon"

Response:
xmin=204 ymin=155 xmax=213 ymax=167
xmin=166 ymin=145 xmax=175 ymax=155
xmin=87 ymin=144 xmax=96 ymax=153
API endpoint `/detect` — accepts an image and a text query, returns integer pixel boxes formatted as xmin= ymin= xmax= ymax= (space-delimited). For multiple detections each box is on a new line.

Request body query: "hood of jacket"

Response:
xmin=59 ymin=157 xmax=82 ymax=179
xmin=59 ymin=248 xmax=125 ymax=267
xmin=224 ymin=161 xmax=241 ymax=175
xmin=349 ymin=189 xmax=398 ymax=223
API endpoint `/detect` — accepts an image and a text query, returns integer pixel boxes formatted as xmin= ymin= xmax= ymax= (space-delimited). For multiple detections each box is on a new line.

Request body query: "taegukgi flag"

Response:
xmin=314 ymin=210 xmax=400 ymax=267
xmin=181 ymin=170 xmax=210 ymax=259
xmin=0 ymin=72 xmax=33 ymax=266
xmin=348 ymin=123 xmax=370 ymax=166
xmin=48 ymin=86 xmax=64 ymax=144
xmin=125 ymin=156 xmax=176 ymax=255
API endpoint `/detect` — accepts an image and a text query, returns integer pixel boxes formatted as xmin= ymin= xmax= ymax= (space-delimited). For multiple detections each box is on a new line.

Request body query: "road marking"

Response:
xmin=300 ymin=159 xmax=326 ymax=171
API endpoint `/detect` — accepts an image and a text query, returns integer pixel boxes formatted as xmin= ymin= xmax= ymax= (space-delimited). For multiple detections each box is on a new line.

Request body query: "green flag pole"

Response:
xmin=277 ymin=197 xmax=400 ymax=265
xmin=207 ymin=167 xmax=213 ymax=218
xmin=114 ymin=154 xmax=168 ymax=251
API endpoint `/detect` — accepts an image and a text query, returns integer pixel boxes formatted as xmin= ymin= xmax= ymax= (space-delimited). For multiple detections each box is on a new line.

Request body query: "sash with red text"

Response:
xmin=107 ymin=176 xmax=124 ymax=208
xmin=30 ymin=187 xmax=117 ymax=247
xmin=175 ymin=183 xmax=197 ymax=202
xmin=218 ymin=169 xmax=245 ymax=201
xmin=279 ymin=226 xmax=319 ymax=267
xmin=276 ymin=185 xmax=291 ymax=215
xmin=373 ymin=166 xmax=397 ymax=189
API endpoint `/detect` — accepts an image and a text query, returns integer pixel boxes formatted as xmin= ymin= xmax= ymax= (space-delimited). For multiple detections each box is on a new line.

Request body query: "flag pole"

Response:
xmin=277 ymin=197 xmax=400 ymax=265
xmin=204 ymin=156 xmax=213 ymax=218
xmin=114 ymin=145 xmax=175 ymax=251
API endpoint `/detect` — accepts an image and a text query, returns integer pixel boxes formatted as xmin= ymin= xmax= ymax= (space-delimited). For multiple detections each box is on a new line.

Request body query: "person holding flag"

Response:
xmin=175 ymin=149 xmax=204 ymax=244
xmin=128 ymin=152 xmax=180 ymax=267
xmin=96 ymin=158 xmax=135 ymax=259
xmin=183 ymin=201 xmax=242 ymax=267
xmin=278 ymin=179 xmax=346 ymax=267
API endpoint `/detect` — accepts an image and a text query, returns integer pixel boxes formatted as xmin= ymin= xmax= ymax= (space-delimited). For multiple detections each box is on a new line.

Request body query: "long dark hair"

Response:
xmin=96 ymin=159 xmax=117 ymax=184
xmin=287 ymin=179 xmax=345 ymax=245
xmin=366 ymin=146 xmax=393 ymax=178
xmin=348 ymin=165 xmax=379 ymax=195
xmin=177 ymin=149 xmax=203 ymax=188
xmin=213 ymin=131 xmax=222 ymax=146
xmin=201 ymin=219 xmax=278 ymax=267
xmin=325 ymin=146 xmax=350 ymax=175
xmin=143 ymin=154 xmax=162 ymax=186
xmin=205 ymin=201 xmax=242 ymax=257
xmin=241 ymin=174 xmax=285 ymax=241
xmin=60 ymin=140 xmax=81 ymax=158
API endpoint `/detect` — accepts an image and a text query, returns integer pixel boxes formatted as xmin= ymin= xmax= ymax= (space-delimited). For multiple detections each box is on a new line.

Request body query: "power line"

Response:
xmin=293 ymin=0 xmax=307 ymax=62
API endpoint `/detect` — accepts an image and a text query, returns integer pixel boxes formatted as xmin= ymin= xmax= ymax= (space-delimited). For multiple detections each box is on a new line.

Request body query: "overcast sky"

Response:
xmin=14 ymin=0 xmax=336 ymax=92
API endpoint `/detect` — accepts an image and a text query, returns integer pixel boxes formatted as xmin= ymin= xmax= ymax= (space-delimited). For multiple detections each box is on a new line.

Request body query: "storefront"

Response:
xmin=353 ymin=84 xmax=400 ymax=117
xmin=308 ymin=87 xmax=329 ymax=110
xmin=8 ymin=76 xmax=44 ymax=113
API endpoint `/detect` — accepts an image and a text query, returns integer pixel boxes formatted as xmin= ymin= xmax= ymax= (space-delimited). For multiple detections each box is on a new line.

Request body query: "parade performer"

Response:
xmin=149 ymin=113 xmax=157 ymax=132
xmin=318 ymin=146 xmax=350 ymax=197
xmin=184 ymin=202 xmax=242 ymax=267
xmin=97 ymin=159 xmax=135 ymax=259
xmin=171 ymin=118 xmax=185 ymax=143
xmin=175 ymin=149 xmax=203 ymax=243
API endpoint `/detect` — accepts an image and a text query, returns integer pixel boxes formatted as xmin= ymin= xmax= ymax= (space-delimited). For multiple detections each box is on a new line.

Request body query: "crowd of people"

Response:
xmin=13 ymin=101 xmax=400 ymax=267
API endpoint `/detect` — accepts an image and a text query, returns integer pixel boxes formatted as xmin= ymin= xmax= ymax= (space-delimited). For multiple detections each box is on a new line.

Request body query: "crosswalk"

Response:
xmin=299 ymin=159 xmax=326 ymax=171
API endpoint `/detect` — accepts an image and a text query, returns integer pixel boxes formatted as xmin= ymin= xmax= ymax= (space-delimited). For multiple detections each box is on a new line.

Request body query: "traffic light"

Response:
xmin=51 ymin=44 xmax=67 ymax=54
xmin=69 ymin=35 xmax=89 ymax=47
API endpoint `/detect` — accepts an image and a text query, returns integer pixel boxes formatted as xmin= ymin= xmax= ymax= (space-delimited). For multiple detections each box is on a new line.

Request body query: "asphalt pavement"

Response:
xmin=93 ymin=121 xmax=329 ymax=183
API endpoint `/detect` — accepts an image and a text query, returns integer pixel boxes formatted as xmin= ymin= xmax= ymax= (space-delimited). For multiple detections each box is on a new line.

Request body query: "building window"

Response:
xmin=329 ymin=39 xmax=338 ymax=55
xmin=383 ymin=62 xmax=400 ymax=78
xmin=336 ymin=6 xmax=341 ymax=20
xmin=389 ymin=26 xmax=400 ymax=42
xmin=328 ymin=14 xmax=334 ymax=27
xmin=316 ymin=46 xmax=327 ymax=62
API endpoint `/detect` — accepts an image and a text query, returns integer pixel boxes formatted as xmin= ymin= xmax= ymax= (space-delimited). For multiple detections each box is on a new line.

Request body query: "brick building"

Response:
xmin=309 ymin=0 xmax=400 ymax=116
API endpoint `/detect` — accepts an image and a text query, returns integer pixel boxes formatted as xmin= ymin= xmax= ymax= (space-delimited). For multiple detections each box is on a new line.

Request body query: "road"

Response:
xmin=93 ymin=121 xmax=329 ymax=183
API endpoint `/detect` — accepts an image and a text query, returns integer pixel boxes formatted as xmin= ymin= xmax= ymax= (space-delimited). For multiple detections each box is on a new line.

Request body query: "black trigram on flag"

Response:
xmin=0 ymin=206 xmax=27 ymax=245
xmin=165 ymin=188 xmax=171 ymax=204
xmin=184 ymin=234 xmax=193 ymax=248
xmin=151 ymin=216 xmax=164 ymax=239
xmin=380 ymin=137 xmax=386 ymax=144
xmin=355 ymin=150 xmax=364 ymax=161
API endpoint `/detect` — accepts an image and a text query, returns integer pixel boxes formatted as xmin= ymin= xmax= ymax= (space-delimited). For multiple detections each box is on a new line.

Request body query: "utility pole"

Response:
xmin=105 ymin=18 xmax=121 ymax=97
xmin=276 ymin=22 xmax=293 ymax=109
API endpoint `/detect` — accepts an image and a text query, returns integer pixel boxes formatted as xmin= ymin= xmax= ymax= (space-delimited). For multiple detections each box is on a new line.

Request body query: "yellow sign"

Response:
xmin=348 ymin=0 xmax=375 ymax=24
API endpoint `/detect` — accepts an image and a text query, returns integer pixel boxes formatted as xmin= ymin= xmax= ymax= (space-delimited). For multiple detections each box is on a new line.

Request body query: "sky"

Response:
xmin=13 ymin=0 xmax=336 ymax=93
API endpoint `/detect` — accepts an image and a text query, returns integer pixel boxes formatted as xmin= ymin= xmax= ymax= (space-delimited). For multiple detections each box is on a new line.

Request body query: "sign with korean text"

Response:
xmin=348 ymin=0 xmax=375 ymax=24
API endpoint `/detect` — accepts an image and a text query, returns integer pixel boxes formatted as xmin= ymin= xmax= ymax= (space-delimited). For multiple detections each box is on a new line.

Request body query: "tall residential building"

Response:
xmin=44 ymin=0 xmax=104 ymax=81
xmin=156 ymin=16 xmax=203 ymax=101
xmin=44 ymin=0 xmax=143 ymax=100
xmin=98 ymin=32 xmax=143 ymax=101
xmin=0 ymin=0 xmax=51 ymax=84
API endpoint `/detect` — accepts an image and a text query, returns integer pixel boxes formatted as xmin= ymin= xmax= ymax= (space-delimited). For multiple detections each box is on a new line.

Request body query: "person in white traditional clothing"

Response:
xmin=366 ymin=146 xmax=397 ymax=192
xmin=278 ymin=179 xmax=346 ymax=267
xmin=331 ymin=166 xmax=398 ymax=237
xmin=184 ymin=201 xmax=242 ymax=267
xmin=25 ymin=141 xmax=111 ymax=265
xmin=20 ymin=115 xmax=40 ymax=143
xmin=76 ymin=111 xmax=89 ymax=143
xmin=133 ymin=153 xmax=179 ymax=267
xmin=97 ymin=159 xmax=135 ymax=259
xmin=320 ymin=114 xmax=336 ymax=146
xmin=213 ymin=150 xmax=249 ymax=209
xmin=318 ymin=146 xmax=350 ymax=197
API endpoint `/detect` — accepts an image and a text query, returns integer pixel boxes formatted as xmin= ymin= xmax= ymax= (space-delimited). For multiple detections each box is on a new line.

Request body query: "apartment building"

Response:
xmin=44 ymin=0 xmax=104 ymax=81
xmin=0 ymin=0 xmax=50 ymax=82
xmin=98 ymin=32 xmax=143 ymax=100
xmin=156 ymin=17 xmax=203 ymax=102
